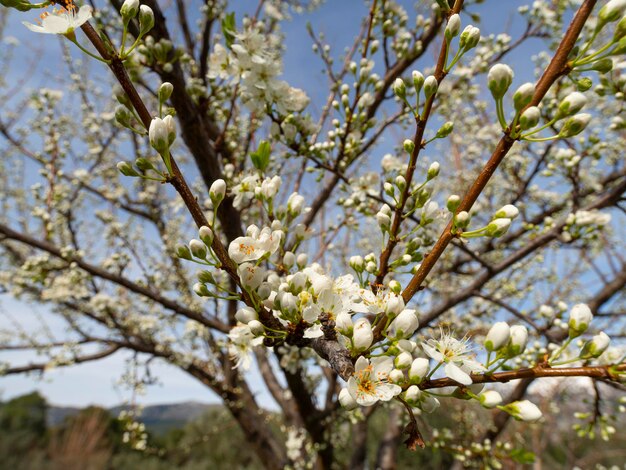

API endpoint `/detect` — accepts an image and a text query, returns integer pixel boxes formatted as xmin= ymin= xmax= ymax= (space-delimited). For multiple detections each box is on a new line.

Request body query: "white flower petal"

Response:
xmin=445 ymin=362 xmax=472 ymax=385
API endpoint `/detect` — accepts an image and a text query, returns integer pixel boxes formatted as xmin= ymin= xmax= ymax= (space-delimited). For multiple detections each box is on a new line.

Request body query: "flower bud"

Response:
xmin=148 ymin=117 xmax=169 ymax=153
xmin=506 ymin=400 xmax=542 ymax=422
xmin=446 ymin=194 xmax=461 ymax=213
xmin=395 ymin=175 xmax=406 ymax=191
xmin=287 ymin=192 xmax=305 ymax=216
xmin=403 ymin=139 xmax=415 ymax=153
xmin=117 ymin=161 xmax=139 ymax=177
xmin=388 ymin=309 xmax=419 ymax=339
xmin=409 ymin=357 xmax=429 ymax=384
xmin=198 ymin=226 xmax=214 ymax=247
xmin=459 ymin=25 xmax=480 ymax=51
xmin=339 ymin=388 xmax=358 ymax=410
xmin=494 ymin=204 xmax=519 ymax=219
xmin=336 ymin=312 xmax=354 ymax=335
xmin=519 ymin=106 xmax=540 ymax=130
xmin=556 ymin=92 xmax=587 ymax=119
xmin=513 ymin=82 xmax=535 ymax=112
xmin=163 ymin=115 xmax=176 ymax=145
xmin=158 ymin=82 xmax=174 ymax=103
xmin=423 ymin=75 xmax=438 ymax=100
xmin=389 ymin=280 xmax=402 ymax=295
xmin=568 ymin=303 xmax=593 ymax=338
xmin=189 ymin=239 xmax=207 ymax=259
xmin=445 ymin=13 xmax=461 ymax=40
xmin=193 ymin=282 xmax=210 ymax=297
xmin=349 ymin=255 xmax=364 ymax=272
xmin=579 ymin=332 xmax=610 ymax=359
xmin=235 ymin=307 xmax=258 ymax=324
xmin=404 ymin=385 xmax=421 ymax=406
xmin=115 ymin=105 xmax=132 ymax=127
xmin=412 ymin=70 xmax=424 ymax=94
xmin=392 ymin=77 xmax=406 ymax=99
xmin=427 ymin=161 xmax=440 ymax=179
xmin=591 ymin=58 xmax=613 ymax=73
xmin=486 ymin=218 xmax=511 ymax=237
xmin=484 ymin=322 xmax=510 ymax=351
xmin=479 ymin=390 xmax=502 ymax=408
xmin=395 ymin=351 xmax=413 ymax=369
xmin=120 ymin=0 xmax=139 ymax=22
xmin=353 ymin=318 xmax=374 ymax=351
xmin=507 ymin=325 xmax=528 ymax=357
xmin=209 ymin=179 xmax=226 ymax=206
xmin=389 ymin=368 xmax=405 ymax=384
xmin=376 ymin=211 xmax=391 ymax=232
xmin=195 ymin=268 xmax=214 ymax=284
xmin=176 ymin=245 xmax=192 ymax=260
xmin=435 ymin=121 xmax=454 ymax=139
xmin=296 ymin=253 xmax=308 ymax=268
xmin=139 ymin=5 xmax=155 ymax=36
xmin=559 ymin=113 xmax=591 ymax=138
xmin=248 ymin=320 xmax=265 ymax=336
xmin=487 ymin=64 xmax=514 ymax=100
xmin=614 ymin=15 xmax=626 ymax=40
xmin=598 ymin=0 xmax=626 ymax=27
xmin=454 ymin=211 xmax=470 ymax=229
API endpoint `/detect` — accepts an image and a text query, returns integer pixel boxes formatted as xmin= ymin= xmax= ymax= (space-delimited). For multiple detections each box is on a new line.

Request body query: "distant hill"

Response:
xmin=47 ymin=401 xmax=220 ymax=435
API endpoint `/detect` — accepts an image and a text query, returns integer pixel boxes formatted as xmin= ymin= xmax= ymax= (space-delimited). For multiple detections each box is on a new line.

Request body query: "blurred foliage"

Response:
xmin=0 ymin=392 xmax=625 ymax=469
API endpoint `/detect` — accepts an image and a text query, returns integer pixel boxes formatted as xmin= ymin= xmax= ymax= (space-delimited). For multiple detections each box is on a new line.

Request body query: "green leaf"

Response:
xmin=250 ymin=140 xmax=271 ymax=171
xmin=222 ymin=12 xmax=236 ymax=49
xmin=509 ymin=448 xmax=536 ymax=464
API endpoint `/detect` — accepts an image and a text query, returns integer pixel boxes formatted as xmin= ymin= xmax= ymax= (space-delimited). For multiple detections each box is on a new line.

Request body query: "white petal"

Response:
xmin=445 ymin=362 xmax=472 ymax=385
xmin=377 ymin=384 xmax=402 ymax=401
xmin=422 ymin=342 xmax=443 ymax=362
xmin=22 ymin=21 xmax=48 ymax=33
xmin=303 ymin=324 xmax=323 ymax=338
xmin=354 ymin=355 xmax=370 ymax=372
xmin=371 ymin=356 xmax=394 ymax=376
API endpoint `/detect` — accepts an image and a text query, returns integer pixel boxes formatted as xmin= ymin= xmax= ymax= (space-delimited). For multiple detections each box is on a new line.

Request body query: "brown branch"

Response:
xmin=400 ymin=0 xmax=598 ymax=306
xmin=4 ymin=344 xmax=121 ymax=375
xmin=0 ymin=222 xmax=228 ymax=332
xmin=374 ymin=0 xmax=465 ymax=286
xmin=419 ymin=362 xmax=626 ymax=390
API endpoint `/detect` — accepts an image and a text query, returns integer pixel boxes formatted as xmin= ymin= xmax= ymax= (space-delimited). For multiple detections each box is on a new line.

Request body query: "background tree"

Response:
xmin=0 ymin=0 xmax=625 ymax=468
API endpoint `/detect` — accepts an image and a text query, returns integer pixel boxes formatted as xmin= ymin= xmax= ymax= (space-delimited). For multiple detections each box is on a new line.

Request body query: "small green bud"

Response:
xmin=423 ymin=76 xmax=438 ymax=100
xmin=120 ymin=0 xmax=139 ymax=23
xmin=486 ymin=218 xmax=511 ymax=237
xmin=454 ymin=211 xmax=470 ymax=229
xmin=558 ymin=113 xmax=591 ymax=138
xmin=115 ymin=105 xmax=132 ymax=128
xmin=487 ymin=63 xmax=514 ymax=100
xmin=198 ymin=270 xmax=215 ymax=284
xmin=412 ymin=70 xmax=424 ymax=94
xmin=176 ymin=245 xmax=193 ymax=260
xmin=135 ymin=158 xmax=155 ymax=172
xmin=513 ymin=82 xmax=535 ymax=112
xmin=519 ymin=106 xmax=540 ymax=130
xmin=139 ymin=5 xmax=155 ymax=36
xmin=427 ymin=162 xmax=440 ymax=180
xmin=590 ymin=58 xmax=613 ymax=73
xmin=579 ymin=332 xmax=610 ymax=359
xmin=117 ymin=161 xmax=139 ymax=177
xmin=576 ymin=77 xmax=593 ymax=92
xmin=598 ymin=0 xmax=626 ymax=29
xmin=392 ymin=78 xmax=406 ymax=99
xmin=403 ymin=139 xmax=415 ymax=153
xmin=435 ymin=121 xmax=454 ymax=139
xmin=614 ymin=16 xmax=626 ymax=41
xmin=189 ymin=239 xmax=207 ymax=259
xmin=158 ymin=82 xmax=174 ymax=103
xmin=445 ymin=14 xmax=461 ymax=41
xmin=459 ymin=25 xmax=480 ymax=51
xmin=446 ymin=194 xmax=461 ymax=212
xmin=198 ymin=226 xmax=214 ymax=247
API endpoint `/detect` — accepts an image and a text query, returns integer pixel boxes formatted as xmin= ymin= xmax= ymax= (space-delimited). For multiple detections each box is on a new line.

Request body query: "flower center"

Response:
xmin=239 ymin=243 xmax=255 ymax=255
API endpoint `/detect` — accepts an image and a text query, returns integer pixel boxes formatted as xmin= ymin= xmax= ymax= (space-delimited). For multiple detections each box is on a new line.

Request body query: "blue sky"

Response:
xmin=1 ymin=0 xmax=545 ymax=408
